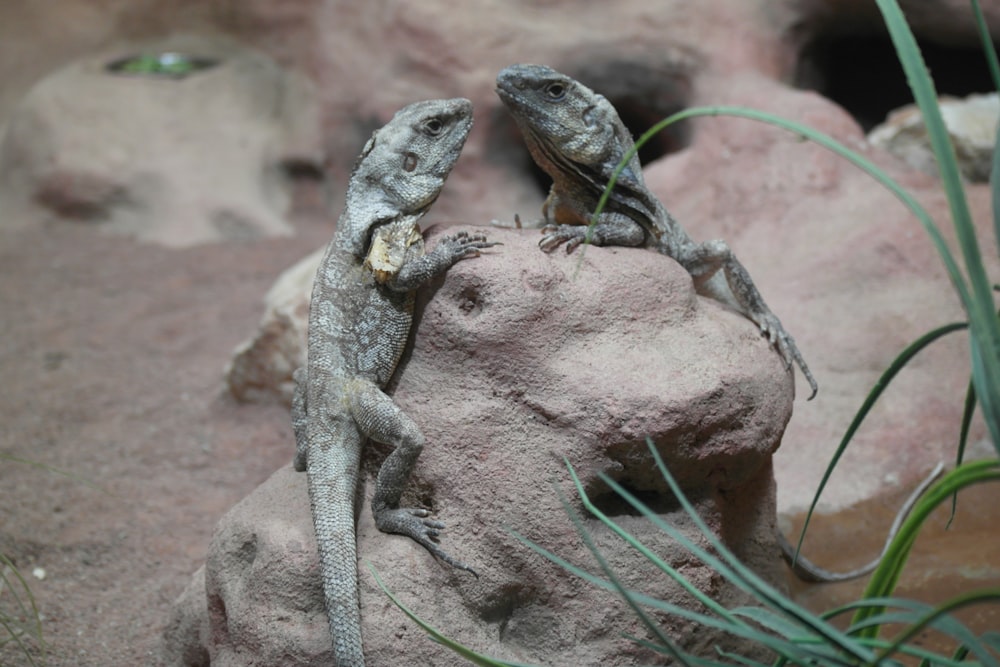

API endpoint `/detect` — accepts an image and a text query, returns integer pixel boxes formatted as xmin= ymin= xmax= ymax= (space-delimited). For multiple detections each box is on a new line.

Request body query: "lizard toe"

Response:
xmin=421 ymin=518 xmax=446 ymax=531
xmin=406 ymin=508 xmax=431 ymax=518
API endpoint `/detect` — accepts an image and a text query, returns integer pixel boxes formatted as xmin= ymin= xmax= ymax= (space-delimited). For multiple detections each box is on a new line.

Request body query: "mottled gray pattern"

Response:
xmin=496 ymin=63 xmax=818 ymax=400
xmin=291 ymin=98 xmax=493 ymax=666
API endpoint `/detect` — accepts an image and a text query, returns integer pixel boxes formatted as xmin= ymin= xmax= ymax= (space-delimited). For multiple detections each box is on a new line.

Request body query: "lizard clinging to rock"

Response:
xmin=291 ymin=98 xmax=494 ymax=666
xmin=496 ymin=63 xmax=818 ymax=400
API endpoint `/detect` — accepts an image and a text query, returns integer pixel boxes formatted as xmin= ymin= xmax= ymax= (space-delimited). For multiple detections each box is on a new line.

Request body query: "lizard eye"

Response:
xmin=402 ymin=151 xmax=419 ymax=172
xmin=422 ymin=118 xmax=444 ymax=136
xmin=544 ymin=82 xmax=566 ymax=101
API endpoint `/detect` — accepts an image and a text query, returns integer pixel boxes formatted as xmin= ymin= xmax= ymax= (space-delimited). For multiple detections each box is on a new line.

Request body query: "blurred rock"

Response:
xmin=868 ymin=92 xmax=999 ymax=182
xmin=226 ymin=248 xmax=319 ymax=404
xmin=0 ymin=34 xmax=323 ymax=246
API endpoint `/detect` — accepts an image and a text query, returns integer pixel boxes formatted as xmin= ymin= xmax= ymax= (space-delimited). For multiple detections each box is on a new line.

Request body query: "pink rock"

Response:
xmin=226 ymin=248 xmax=320 ymax=404
xmin=166 ymin=226 xmax=793 ymax=665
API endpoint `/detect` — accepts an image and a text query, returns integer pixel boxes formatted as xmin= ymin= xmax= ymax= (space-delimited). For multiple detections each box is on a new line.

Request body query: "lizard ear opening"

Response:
xmin=402 ymin=151 xmax=419 ymax=173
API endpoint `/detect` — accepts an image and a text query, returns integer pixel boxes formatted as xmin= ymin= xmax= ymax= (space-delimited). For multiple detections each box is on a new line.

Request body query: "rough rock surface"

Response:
xmin=0 ymin=34 xmax=322 ymax=247
xmin=226 ymin=248 xmax=320 ymax=403
xmin=165 ymin=226 xmax=793 ymax=665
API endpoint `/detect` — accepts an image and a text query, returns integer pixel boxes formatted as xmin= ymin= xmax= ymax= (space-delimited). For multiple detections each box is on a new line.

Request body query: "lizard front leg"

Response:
xmin=347 ymin=379 xmax=478 ymax=576
xmin=538 ymin=190 xmax=646 ymax=253
xmin=390 ymin=231 xmax=497 ymax=291
xmin=680 ymin=239 xmax=818 ymax=400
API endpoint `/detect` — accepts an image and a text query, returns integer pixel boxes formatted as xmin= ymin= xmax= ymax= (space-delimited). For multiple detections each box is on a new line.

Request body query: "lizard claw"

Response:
xmin=376 ymin=507 xmax=479 ymax=578
xmin=439 ymin=231 xmax=501 ymax=261
xmin=539 ymin=224 xmax=593 ymax=253
xmin=755 ymin=313 xmax=818 ymax=401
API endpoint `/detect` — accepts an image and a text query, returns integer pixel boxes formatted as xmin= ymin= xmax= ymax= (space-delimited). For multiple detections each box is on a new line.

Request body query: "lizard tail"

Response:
xmin=306 ymin=422 xmax=366 ymax=667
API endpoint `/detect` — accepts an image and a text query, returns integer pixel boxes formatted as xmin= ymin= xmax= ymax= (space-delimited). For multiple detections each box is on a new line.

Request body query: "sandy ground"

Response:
xmin=0 ymin=213 xmax=333 ymax=666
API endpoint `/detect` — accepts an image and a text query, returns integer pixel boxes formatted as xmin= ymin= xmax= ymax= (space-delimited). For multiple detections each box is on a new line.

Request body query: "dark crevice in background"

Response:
xmin=795 ymin=29 xmax=997 ymax=132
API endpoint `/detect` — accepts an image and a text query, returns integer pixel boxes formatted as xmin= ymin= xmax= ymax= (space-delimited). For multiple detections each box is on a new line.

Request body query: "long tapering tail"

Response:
xmin=306 ymin=422 xmax=365 ymax=666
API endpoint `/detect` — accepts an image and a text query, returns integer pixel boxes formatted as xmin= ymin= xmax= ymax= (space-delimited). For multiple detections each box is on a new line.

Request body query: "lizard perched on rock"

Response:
xmin=291 ymin=98 xmax=494 ymax=666
xmin=496 ymin=63 xmax=818 ymax=400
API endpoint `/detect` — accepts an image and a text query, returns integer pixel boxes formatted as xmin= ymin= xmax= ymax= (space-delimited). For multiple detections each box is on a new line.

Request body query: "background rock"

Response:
xmin=868 ymin=92 xmax=1000 ymax=182
xmin=0 ymin=34 xmax=322 ymax=246
xmin=225 ymin=248 xmax=320 ymax=403
xmin=166 ymin=226 xmax=793 ymax=665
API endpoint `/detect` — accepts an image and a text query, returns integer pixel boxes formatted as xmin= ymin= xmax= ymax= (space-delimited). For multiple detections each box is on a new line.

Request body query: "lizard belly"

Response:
xmin=350 ymin=287 xmax=413 ymax=385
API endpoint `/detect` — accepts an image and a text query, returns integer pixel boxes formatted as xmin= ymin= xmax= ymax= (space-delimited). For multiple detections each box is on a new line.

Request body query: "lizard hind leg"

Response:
xmin=348 ymin=380 xmax=478 ymax=577
xmin=680 ymin=239 xmax=819 ymax=400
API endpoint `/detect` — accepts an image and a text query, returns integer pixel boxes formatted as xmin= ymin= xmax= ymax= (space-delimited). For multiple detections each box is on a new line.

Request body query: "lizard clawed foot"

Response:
xmin=539 ymin=224 xmax=596 ymax=253
xmin=438 ymin=231 xmax=501 ymax=261
xmin=376 ymin=507 xmax=479 ymax=578
xmin=756 ymin=313 xmax=819 ymax=401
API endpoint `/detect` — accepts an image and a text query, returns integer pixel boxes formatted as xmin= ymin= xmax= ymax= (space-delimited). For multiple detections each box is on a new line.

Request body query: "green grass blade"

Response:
xmin=854 ymin=460 xmax=1000 ymax=634
xmin=969 ymin=338 xmax=1000 ymax=457
xmin=876 ymin=0 xmax=990 ymax=310
xmin=877 ymin=0 xmax=1000 ymax=452
xmin=367 ymin=564 xmax=532 ymax=667
xmin=791 ymin=323 xmax=966 ymax=562
xmin=639 ymin=441 xmax=875 ymax=663
xmin=973 ymin=0 xmax=1000 ymax=257
xmin=957 ymin=377 xmax=978 ymax=469
xmin=0 ymin=554 xmax=44 ymax=665
xmin=949 ymin=377 xmax=978 ymax=527
xmin=873 ymin=588 xmax=1000 ymax=665
xmin=593 ymin=106 xmax=971 ymax=310
xmin=992 ymin=115 xmax=1000 ymax=261
xmin=517 ymin=462 xmax=876 ymax=664
xmin=563 ymin=463 xmax=739 ymax=622
xmin=971 ymin=0 xmax=1000 ymax=91
xmin=507 ymin=529 xmax=824 ymax=661
xmin=550 ymin=482 xmax=689 ymax=662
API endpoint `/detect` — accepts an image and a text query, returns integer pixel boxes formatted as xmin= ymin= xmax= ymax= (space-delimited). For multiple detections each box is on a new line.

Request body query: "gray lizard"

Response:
xmin=495 ymin=65 xmax=944 ymax=583
xmin=291 ymin=98 xmax=494 ymax=666
xmin=496 ymin=63 xmax=818 ymax=400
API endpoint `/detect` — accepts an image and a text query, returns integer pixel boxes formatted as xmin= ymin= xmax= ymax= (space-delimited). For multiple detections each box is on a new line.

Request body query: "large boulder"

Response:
xmin=164 ymin=226 xmax=794 ymax=665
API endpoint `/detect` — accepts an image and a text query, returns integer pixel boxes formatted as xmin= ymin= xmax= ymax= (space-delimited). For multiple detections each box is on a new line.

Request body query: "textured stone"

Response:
xmin=226 ymin=248 xmax=320 ymax=403
xmin=868 ymin=93 xmax=999 ymax=182
xmin=0 ymin=34 xmax=322 ymax=247
xmin=167 ymin=226 xmax=793 ymax=665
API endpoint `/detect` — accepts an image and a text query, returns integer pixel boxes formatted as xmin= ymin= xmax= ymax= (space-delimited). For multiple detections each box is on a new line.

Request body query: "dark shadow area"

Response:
xmin=796 ymin=31 xmax=997 ymax=131
xmin=587 ymin=482 xmax=680 ymax=518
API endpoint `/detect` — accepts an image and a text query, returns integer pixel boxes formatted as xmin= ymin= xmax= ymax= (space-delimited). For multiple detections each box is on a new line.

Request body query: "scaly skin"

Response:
xmin=496 ymin=63 xmax=818 ymax=400
xmin=495 ymin=66 xmax=944 ymax=584
xmin=291 ymin=98 xmax=494 ymax=666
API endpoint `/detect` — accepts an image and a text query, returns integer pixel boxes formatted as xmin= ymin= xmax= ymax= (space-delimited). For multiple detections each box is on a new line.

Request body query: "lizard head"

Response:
xmin=340 ymin=98 xmax=473 ymax=256
xmin=496 ymin=64 xmax=623 ymax=172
